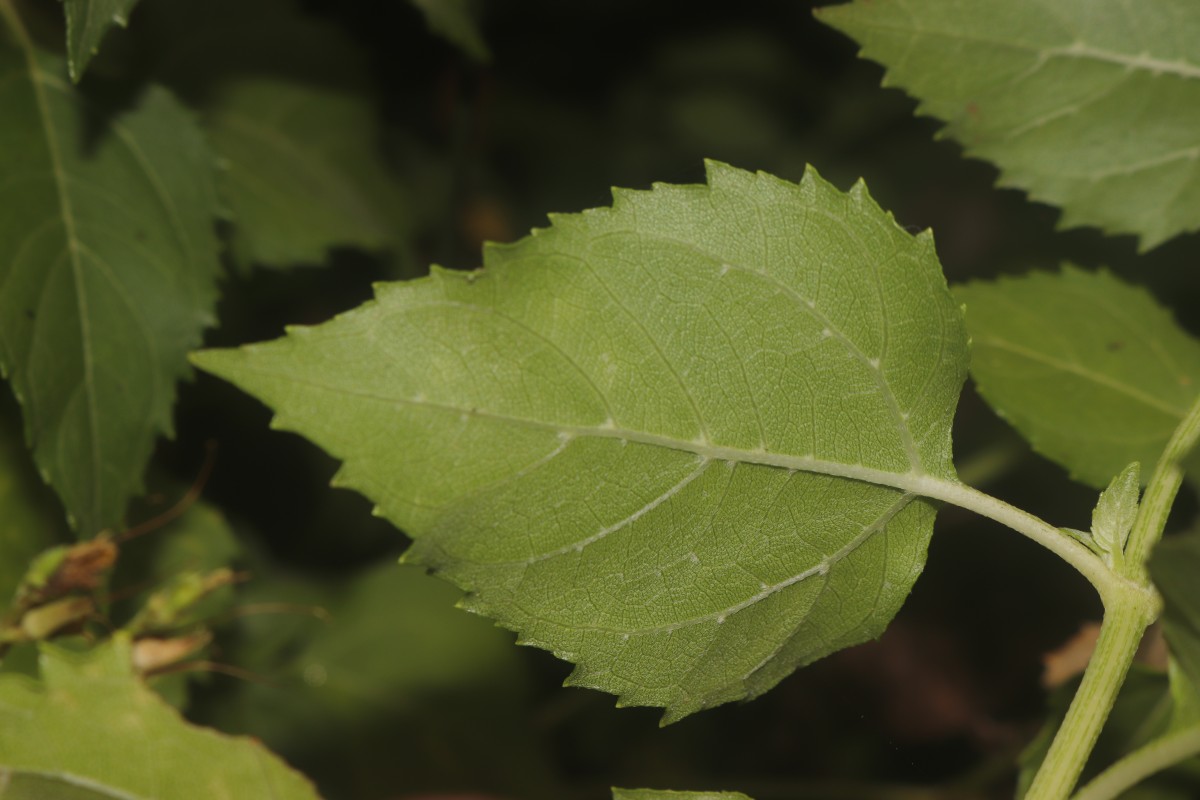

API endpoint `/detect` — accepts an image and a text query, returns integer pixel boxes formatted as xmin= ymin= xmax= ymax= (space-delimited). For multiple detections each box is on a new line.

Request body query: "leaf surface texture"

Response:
xmin=956 ymin=268 xmax=1200 ymax=488
xmin=193 ymin=162 xmax=968 ymax=719
xmin=818 ymin=0 xmax=1200 ymax=249
xmin=0 ymin=13 xmax=221 ymax=534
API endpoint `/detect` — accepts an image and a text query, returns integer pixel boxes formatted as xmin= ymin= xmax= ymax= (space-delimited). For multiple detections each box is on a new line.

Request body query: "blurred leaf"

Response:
xmin=114 ymin=494 xmax=240 ymax=591
xmin=0 ymin=401 xmax=68 ymax=608
xmin=192 ymin=162 xmax=968 ymax=721
xmin=207 ymin=80 xmax=410 ymax=269
xmin=210 ymin=562 xmax=520 ymax=747
xmin=0 ymin=10 xmax=221 ymax=535
xmin=203 ymin=562 xmax=555 ymax=798
xmin=141 ymin=0 xmax=411 ymax=270
xmin=409 ymin=0 xmax=489 ymax=62
xmin=818 ymin=0 xmax=1200 ymax=250
xmin=0 ymin=634 xmax=321 ymax=799
xmin=613 ymin=790 xmax=753 ymax=800
xmin=1017 ymin=667 xmax=1193 ymax=798
xmin=1150 ymin=530 xmax=1200 ymax=729
xmin=61 ymin=0 xmax=140 ymax=82
xmin=956 ymin=267 xmax=1200 ymax=488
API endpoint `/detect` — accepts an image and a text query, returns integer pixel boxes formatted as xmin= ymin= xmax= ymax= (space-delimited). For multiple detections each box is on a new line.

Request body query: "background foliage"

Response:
xmin=2 ymin=1 xmax=1200 ymax=799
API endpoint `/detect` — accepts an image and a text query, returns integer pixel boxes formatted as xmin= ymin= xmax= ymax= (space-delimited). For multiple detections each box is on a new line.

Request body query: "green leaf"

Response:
xmin=192 ymin=161 xmax=969 ymax=720
xmin=207 ymin=562 xmax=522 ymax=751
xmin=408 ymin=0 xmax=490 ymax=62
xmin=613 ymin=790 xmax=754 ymax=800
xmin=1092 ymin=462 xmax=1140 ymax=559
xmin=139 ymin=0 xmax=410 ymax=270
xmin=0 ymin=634 xmax=321 ymax=798
xmin=0 ymin=401 xmax=68 ymax=608
xmin=1150 ymin=530 xmax=1200 ymax=729
xmin=61 ymin=0 xmax=140 ymax=83
xmin=955 ymin=267 xmax=1200 ymax=489
xmin=206 ymin=79 xmax=410 ymax=269
xmin=0 ymin=13 xmax=221 ymax=534
xmin=817 ymin=0 xmax=1200 ymax=250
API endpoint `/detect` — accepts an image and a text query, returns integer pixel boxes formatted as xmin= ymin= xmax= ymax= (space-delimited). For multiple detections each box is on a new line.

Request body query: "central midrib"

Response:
xmin=244 ymin=366 xmax=950 ymax=495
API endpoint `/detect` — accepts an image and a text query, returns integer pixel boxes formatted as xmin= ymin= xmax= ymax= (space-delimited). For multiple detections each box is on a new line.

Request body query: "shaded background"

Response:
xmin=123 ymin=0 xmax=1200 ymax=798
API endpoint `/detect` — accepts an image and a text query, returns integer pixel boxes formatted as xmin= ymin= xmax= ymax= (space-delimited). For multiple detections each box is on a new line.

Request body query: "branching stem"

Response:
xmin=1073 ymin=725 xmax=1200 ymax=800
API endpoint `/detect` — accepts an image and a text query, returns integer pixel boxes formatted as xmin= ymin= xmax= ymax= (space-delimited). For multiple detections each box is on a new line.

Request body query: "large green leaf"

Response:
xmin=61 ymin=0 xmax=140 ymax=82
xmin=0 ymin=634 xmax=321 ymax=799
xmin=817 ymin=0 xmax=1200 ymax=250
xmin=0 ymin=9 xmax=221 ymax=534
xmin=193 ymin=162 xmax=969 ymax=720
xmin=955 ymin=267 xmax=1200 ymax=488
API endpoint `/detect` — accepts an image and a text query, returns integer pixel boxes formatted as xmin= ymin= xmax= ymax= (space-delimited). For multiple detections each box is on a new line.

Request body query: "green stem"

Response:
xmin=1124 ymin=393 xmax=1200 ymax=580
xmin=1073 ymin=726 xmax=1200 ymax=800
xmin=1021 ymin=393 xmax=1200 ymax=798
xmin=1023 ymin=588 xmax=1156 ymax=800
xmin=914 ymin=477 xmax=1129 ymax=600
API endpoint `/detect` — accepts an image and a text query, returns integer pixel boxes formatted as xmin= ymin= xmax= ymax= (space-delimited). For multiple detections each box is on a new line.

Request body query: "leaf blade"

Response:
xmin=0 ymin=18 xmax=221 ymax=534
xmin=817 ymin=0 xmax=1200 ymax=250
xmin=193 ymin=162 xmax=968 ymax=718
xmin=0 ymin=635 xmax=321 ymax=799
xmin=956 ymin=267 xmax=1200 ymax=488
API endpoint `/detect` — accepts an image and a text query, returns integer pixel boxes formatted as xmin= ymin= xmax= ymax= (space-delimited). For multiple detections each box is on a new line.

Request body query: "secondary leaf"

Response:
xmin=956 ymin=267 xmax=1200 ymax=488
xmin=0 ymin=403 xmax=68 ymax=608
xmin=1150 ymin=530 xmax=1200 ymax=729
xmin=0 ymin=634 xmax=321 ymax=799
xmin=193 ymin=161 xmax=969 ymax=720
xmin=61 ymin=0 xmax=140 ymax=82
xmin=204 ymin=79 xmax=410 ymax=270
xmin=613 ymin=790 xmax=753 ymax=800
xmin=140 ymin=0 xmax=410 ymax=270
xmin=1091 ymin=462 xmax=1139 ymax=559
xmin=408 ymin=0 xmax=490 ymax=62
xmin=817 ymin=0 xmax=1200 ymax=250
xmin=0 ymin=11 xmax=221 ymax=534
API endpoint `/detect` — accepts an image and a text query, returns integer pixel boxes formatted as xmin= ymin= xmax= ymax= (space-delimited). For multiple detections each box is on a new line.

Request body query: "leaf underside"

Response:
xmin=0 ymin=20 xmax=221 ymax=534
xmin=193 ymin=161 xmax=968 ymax=721
xmin=818 ymin=0 xmax=1200 ymax=250
xmin=955 ymin=267 xmax=1200 ymax=489
xmin=0 ymin=636 xmax=320 ymax=799
xmin=62 ymin=0 xmax=141 ymax=82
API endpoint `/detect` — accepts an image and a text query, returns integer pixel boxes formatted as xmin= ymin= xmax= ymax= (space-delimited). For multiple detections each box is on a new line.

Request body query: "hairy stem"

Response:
xmin=1015 ymin=394 xmax=1200 ymax=797
xmin=1073 ymin=725 xmax=1200 ymax=800
xmin=913 ymin=477 xmax=1131 ymax=601
xmin=1024 ymin=589 xmax=1156 ymax=800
